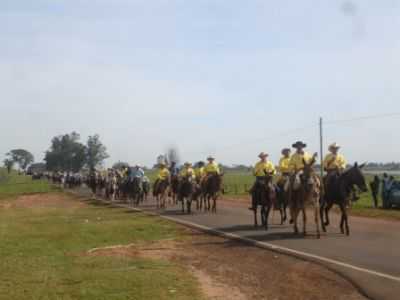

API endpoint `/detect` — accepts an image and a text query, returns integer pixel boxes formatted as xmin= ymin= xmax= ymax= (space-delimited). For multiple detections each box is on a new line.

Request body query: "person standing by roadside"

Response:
xmin=370 ymin=175 xmax=380 ymax=208
xmin=382 ymin=173 xmax=390 ymax=205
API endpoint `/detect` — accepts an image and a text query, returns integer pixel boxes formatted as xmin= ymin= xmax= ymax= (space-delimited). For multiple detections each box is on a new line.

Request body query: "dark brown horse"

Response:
xmin=177 ymin=176 xmax=196 ymax=214
xmin=252 ymin=175 xmax=276 ymax=230
xmin=321 ymin=163 xmax=367 ymax=236
xmin=203 ymin=174 xmax=223 ymax=213
xmin=153 ymin=179 xmax=170 ymax=209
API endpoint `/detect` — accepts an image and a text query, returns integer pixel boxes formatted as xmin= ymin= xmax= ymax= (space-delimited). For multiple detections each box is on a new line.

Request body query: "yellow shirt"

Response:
xmin=253 ymin=161 xmax=276 ymax=176
xmin=194 ymin=167 xmax=205 ymax=179
xmin=157 ymin=168 xmax=170 ymax=180
xmin=278 ymin=157 xmax=291 ymax=174
xmin=324 ymin=153 xmax=347 ymax=171
xmin=204 ymin=162 xmax=220 ymax=175
xmin=180 ymin=167 xmax=194 ymax=178
xmin=289 ymin=152 xmax=313 ymax=172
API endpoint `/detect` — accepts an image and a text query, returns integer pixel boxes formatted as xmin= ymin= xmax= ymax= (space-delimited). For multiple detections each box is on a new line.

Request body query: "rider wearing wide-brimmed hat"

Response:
xmin=153 ymin=161 xmax=170 ymax=196
xmin=278 ymin=148 xmax=291 ymax=176
xmin=194 ymin=161 xmax=205 ymax=182
xmin=249 ymin=152 xmax=276 ymax=211
xmin=204 ymin=156 xmax=220 ymax=176
xmin=289 ymin=141 xmax=317 ymax=173
xmin=180 ymin=162 xmax=195 ymax=179
xmin=323 ymin=143 xmax=347 ymax=173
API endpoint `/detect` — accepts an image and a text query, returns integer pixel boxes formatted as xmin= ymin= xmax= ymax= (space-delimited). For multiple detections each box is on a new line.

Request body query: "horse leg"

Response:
xmin=265 ymin=204 xmax=272 ymax=231
xmin=315 ymin=200 xmax=321 ymax=239
xmin=254 ymin=206 xmax=258 ymax=227
xmin=324 ymin=202 xmax=333 ymax=227
xmin=293 ymin=209 xmax=299 ymax=234
xmin=181 ymin=197 xmax=185 ymax=213
xmin=212 ymin=196 xmax=217 ymax=213
xmin=344 ymin=205 xmax=350 ymax=236
xmin=302 ymin=208 xmax=307 ymax=236
xmin=261 ymin=205 xmax=266 ymax=227
xmin=188 ymin=198 xmax=192 ymax=214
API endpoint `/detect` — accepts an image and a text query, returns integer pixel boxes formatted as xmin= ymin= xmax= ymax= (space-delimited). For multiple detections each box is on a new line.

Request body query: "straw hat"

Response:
xmin=258 ymin=152 xmax=269 ymax=159
xmin=328 ymin=142 xmax=341 ymax=151
xmin=292 ymin=141 xmax=307 ymax=148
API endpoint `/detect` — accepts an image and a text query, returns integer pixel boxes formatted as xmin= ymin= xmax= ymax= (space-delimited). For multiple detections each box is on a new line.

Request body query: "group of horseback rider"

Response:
xmin=249 ymin=140 xmax=347 ymax=211
xmin=153 ymin=156 xmax=221 ymax=196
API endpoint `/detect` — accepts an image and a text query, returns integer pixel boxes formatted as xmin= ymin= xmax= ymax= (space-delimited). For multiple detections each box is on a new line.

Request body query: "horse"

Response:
xmin=203 ymin=174 xmax=223 ymax=213
xmin=252 ymin=174 xmax=276 ymax=230
xmin=153 ymin=179 xmax=170 ymax=209
xmin=177 ymin=176 xmax=195 ymax=214
xmin=169 ymin=175 xmax=180 ymax=205
xmin=275 ymin=178 xmax=289 ymax=225
xmin=126 ymin=177 xmax=142 ymax=207
xmin=321 ymin=163 xmax=367 ymax=236
xmin=289 ymin=158 xmax=322 ymax=238
xmin=142 ymin=180 xmax=150 ymax=201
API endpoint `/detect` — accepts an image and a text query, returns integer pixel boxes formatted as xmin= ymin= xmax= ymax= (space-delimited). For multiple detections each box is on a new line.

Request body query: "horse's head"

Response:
xmin=346 ymin=162 xmax=368 ymax=192
xmin=302 ymin=156 xmax=317 ymax=192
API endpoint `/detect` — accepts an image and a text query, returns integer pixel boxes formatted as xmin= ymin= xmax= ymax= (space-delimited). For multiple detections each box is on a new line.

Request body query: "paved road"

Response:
xmin=76 ymin=188 xmax=400 ymax=300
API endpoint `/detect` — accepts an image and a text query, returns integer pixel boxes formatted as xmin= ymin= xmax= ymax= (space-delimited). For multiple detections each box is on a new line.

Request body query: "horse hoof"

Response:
xmin=289 ymin=219 xmax=294 ymax=224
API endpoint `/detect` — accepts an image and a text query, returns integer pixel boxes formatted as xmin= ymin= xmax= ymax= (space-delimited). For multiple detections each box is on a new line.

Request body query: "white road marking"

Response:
xmin=160 ymin=215 xmax=400 ymax=284
xmin=81 ymin=192 xmax=400 ymax=284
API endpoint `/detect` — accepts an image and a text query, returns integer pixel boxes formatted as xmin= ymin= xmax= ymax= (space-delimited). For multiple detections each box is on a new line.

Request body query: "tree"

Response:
xmin=3 ymin=159 xmax=14 ymax=174
xmin=6 ymin=149 xmax=34 ymax=171
xmin=44 ymin=132 xmax=87 ymax=172
xmin=86 ymin=134 xmax=109 ymax=171
xmin=112 ymin=161 xmax=130 ymax=170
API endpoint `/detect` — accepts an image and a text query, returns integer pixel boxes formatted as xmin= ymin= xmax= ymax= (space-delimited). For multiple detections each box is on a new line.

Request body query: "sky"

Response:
xmin=1 ymin=0 xmax=400 ymax=167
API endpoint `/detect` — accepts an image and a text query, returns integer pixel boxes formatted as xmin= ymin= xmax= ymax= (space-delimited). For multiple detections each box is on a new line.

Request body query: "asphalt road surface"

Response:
xmin=76 ymin=188 xmax=400 ymax=300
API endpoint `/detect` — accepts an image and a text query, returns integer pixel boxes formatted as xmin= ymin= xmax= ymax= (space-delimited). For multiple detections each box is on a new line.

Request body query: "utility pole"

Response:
xmin=319 ymin=117 xmax=324 ymax=179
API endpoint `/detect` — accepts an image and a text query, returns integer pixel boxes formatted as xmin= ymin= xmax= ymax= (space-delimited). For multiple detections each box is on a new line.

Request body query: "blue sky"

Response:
xmin=1 ymin=0 xmax=400 ymax=167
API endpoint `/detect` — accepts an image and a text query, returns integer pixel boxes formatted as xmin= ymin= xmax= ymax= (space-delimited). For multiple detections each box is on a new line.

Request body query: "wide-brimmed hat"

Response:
xmin=328 ymin=142 xmax=341 ymax=151
xmin=184 ymin=162 xmax=192 ymax=166
xmin=207 ymin=156 xmax=215 ymax=161
xmin=281 ymin=148 xmax=291 ymax=155
xmin=292 ymin=141 xmax=307 ymax=148
xmin=258 ymin=152 xmax=269 ymax=158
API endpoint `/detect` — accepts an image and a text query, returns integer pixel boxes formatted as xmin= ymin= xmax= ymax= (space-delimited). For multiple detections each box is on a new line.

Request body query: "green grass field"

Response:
xmin=0 ymin=170 xmax=203 ymax=300
xmin=0 ymin=168 xmax=58 ymax=199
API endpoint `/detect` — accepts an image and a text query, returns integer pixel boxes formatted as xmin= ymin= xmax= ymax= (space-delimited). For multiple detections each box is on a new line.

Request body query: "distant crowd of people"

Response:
xmin=370 ymin=173 xmax=398 ymax=208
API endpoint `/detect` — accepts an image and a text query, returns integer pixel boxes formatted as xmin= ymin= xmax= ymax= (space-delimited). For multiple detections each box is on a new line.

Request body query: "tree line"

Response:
xmin=3 ymin=132 xmax=109 ymax=174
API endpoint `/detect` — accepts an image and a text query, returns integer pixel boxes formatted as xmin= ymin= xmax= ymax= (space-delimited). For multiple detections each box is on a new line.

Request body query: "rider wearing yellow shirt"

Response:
xmin=324 ymin=143 xmax=347 ymax=173
xmin=180 ymin=162 xmax=195 ymax=179
xmin=277 ymin=148 xmax=291 ymax=185
xmin=249 ymin=152 xmax=276 ymax=211
xmin=194 ymin=161 xmax=205 ymax=183
xmin=289 ymin=141 xmax=317 ymax=173
xmin=153 ymin=162 xmax=170 ymax=195
xmin=204 ymin=156 xmax=220 ymax=175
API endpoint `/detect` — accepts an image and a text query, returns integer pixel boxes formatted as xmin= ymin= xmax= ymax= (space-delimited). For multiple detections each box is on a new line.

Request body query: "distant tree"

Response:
xmin=3 ymin=158 xmax=14 ymax=174
xmin=86 ymin=134 xmax=109 ymax=171
xmin=112 ymin=161 xmax=130 ymax=170
xmin=44 ymin=132 xmax=87 ymax=172
xmin=6 ymin=149 xmax=34 ymax=171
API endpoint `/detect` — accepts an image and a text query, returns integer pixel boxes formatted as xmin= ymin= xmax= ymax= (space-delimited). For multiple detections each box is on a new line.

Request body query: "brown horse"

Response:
xmin=289 ymin=158 xmax=322 ymax=238
xmin=153 ymin=179 xmax=170 ymax=209
xmin=177 ymin=176 xmax=196 ymax=214
xmin=251 ymin=175 xmax=276 ymax=230
xmin=169 ymin=175 xmax=180 ymax=205
xmin=321 ymin=163 xmax=367 ymax=236
xmin=203 ymin=174 xmax=223 ymax=213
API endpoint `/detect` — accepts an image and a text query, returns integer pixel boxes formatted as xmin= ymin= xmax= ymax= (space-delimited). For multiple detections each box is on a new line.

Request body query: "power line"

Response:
xmin=324 ymin=112 xmax=400 ymax=125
